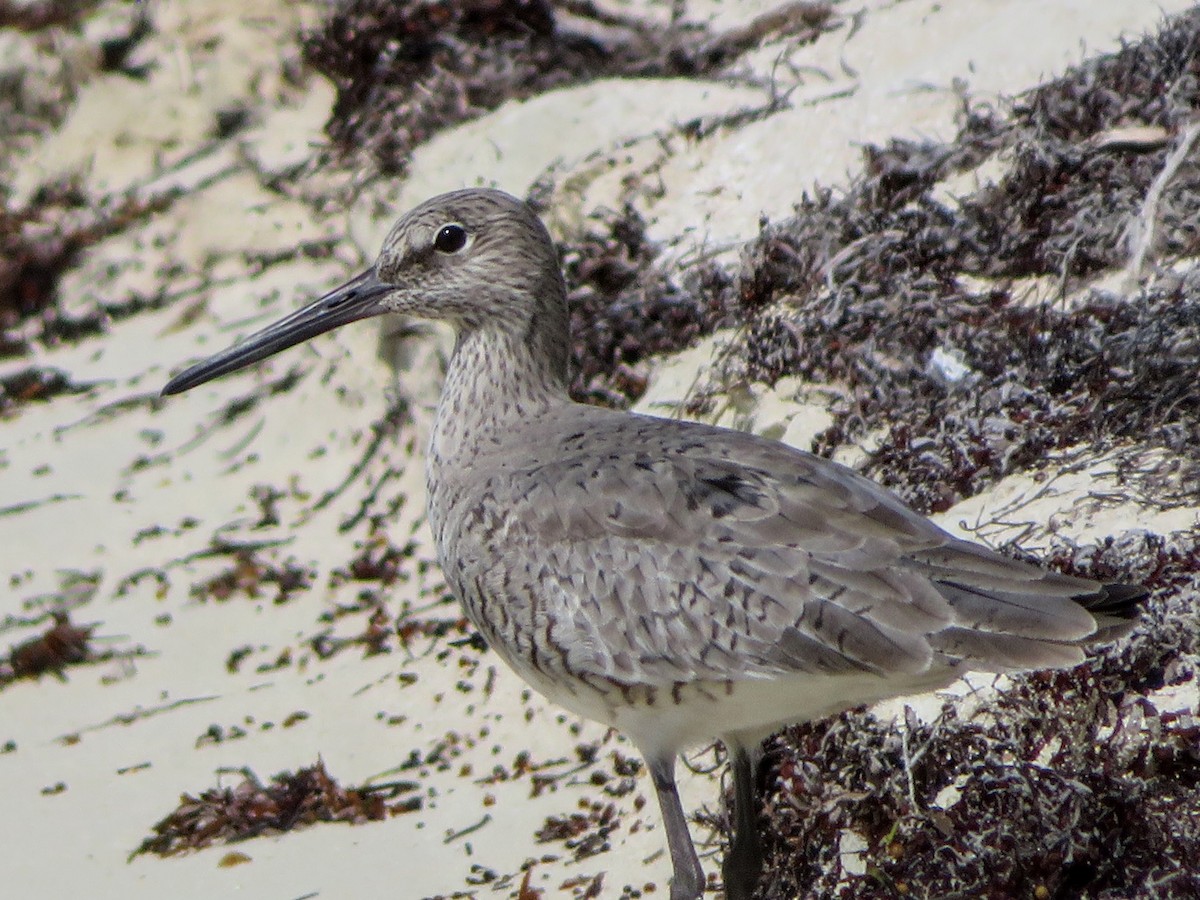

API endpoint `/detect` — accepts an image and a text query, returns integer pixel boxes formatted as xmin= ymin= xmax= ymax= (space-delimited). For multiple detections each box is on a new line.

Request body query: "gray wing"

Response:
xmin=455 ymin=414 xmax=1125 ymax=688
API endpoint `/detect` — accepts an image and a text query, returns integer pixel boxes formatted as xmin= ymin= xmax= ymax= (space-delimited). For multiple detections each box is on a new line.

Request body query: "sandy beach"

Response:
xmin=2 ymin=1 xmax=1197 ymax=897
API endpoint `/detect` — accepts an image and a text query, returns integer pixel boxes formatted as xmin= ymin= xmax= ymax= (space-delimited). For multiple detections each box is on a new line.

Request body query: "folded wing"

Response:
xmin=454 ymin=413 xmax=1143 ymax=688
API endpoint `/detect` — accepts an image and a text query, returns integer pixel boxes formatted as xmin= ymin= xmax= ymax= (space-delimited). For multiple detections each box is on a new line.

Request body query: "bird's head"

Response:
xmin=162 ymin=188 xmax=567 ymax=396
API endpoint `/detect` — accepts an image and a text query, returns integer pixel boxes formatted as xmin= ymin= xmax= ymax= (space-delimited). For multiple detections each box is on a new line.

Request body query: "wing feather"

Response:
xmin=450 ymin=411 xmax=1127 ymax=688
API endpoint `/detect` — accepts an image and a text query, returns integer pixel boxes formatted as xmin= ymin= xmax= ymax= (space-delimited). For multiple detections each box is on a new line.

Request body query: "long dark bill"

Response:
xmin=162 ymin=268 xmax=392 ymax=396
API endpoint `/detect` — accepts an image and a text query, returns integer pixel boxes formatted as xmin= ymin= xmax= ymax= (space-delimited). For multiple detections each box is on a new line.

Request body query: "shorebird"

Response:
xmin=164 ymin=188 xmax=1146 ymax=900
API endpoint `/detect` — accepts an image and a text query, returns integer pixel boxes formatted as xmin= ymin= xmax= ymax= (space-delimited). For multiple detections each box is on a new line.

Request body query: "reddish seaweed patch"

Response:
xmin=3 ymin=612 xmax=95 ymax=681
xmin=132 ymin=759 xmax=420 ymax=857
xmin=689 ymin=11 xmax=1200 ymax=512
xmin=303 ymin=0 xmax=836 ymax=174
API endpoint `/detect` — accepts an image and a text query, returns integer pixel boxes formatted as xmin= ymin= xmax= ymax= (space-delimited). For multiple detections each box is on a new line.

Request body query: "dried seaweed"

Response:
xmin=738 ymin=531 xmax=1200 ymax=899
xmin=302 ymin=0 xmax=835 ymax=174
xmin=690 ymin=10 xmax=1200 ymax=512
xmin=0 ymin=180 xmax=180 ymax=354
xmin=191 ymin=548 xmax=312 ymax=605
xmin=561 ymin=203 xmax=735 ymax=406
xmin=0 ymin=0 xmax=102 ymax=31
xmin=132 ymin=760 xmax=420 ymax=857
xmin=1 ymin=611 xmax=94 ymax=681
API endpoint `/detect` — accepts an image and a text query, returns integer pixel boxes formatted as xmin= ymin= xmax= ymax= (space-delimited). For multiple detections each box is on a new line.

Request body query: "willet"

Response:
xmin=164 ymin=188 xmax=1146 ymax=900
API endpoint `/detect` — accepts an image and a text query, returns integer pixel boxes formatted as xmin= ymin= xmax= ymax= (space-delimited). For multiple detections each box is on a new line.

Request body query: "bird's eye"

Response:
xmin=434 ymin=224 xmax=468 ymax=254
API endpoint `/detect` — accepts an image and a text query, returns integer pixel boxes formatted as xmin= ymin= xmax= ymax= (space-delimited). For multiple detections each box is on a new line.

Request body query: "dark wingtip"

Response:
xmin=1079 ymin=581 xmax=1151 ymax=620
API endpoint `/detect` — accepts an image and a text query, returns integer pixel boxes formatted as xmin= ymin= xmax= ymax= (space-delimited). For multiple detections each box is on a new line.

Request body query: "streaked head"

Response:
xmin=162 ymin=188 xmax=567 ymax=396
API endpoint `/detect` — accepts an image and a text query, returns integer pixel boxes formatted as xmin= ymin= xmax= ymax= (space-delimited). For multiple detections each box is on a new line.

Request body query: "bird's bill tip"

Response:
xmin=161 ymin=269 xmax=392 ymax=397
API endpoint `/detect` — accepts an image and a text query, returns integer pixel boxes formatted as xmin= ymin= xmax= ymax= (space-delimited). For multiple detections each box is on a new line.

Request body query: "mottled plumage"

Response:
xmin=164 ymin=189 xmax=1146 ymax=900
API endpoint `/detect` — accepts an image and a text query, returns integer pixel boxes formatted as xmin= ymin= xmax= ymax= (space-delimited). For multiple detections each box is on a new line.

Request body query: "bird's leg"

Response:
xmin=722 ymin=741 xmax=764 ymax=900
xmin=649 ymin=754 xmax=706 ymax=900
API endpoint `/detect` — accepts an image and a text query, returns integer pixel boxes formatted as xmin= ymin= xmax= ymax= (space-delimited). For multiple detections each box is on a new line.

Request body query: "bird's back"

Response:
xmin=429 ymin=402 xmax=1144 ymax=730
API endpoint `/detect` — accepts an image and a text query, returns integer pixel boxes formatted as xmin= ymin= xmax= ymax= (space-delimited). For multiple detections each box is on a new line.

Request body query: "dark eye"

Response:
xmin=434 ymin=224 xmax=468 ymax=253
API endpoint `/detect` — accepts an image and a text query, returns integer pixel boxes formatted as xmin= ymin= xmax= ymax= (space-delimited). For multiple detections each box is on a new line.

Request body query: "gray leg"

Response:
xmin=649 ymin=754 xmax=706 ymax=900
xmin=723 ymin=742 xmax=764 ymax=900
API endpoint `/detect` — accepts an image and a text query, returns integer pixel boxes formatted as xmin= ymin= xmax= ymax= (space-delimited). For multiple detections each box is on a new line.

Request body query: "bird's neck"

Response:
xmin=428 ymin=323 xmax=572 ymax=476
